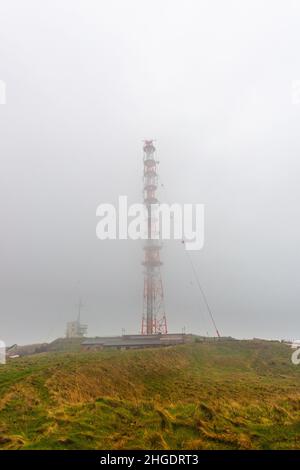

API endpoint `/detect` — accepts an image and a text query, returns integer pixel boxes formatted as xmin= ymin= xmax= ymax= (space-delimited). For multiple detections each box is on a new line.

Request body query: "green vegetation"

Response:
xmin=1 ymin=340 xmax=300 ymax=449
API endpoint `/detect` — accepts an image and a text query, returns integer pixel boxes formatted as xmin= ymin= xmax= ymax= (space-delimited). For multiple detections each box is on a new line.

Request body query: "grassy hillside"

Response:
xmin=1 ymin=340 xmax=300 ymax=450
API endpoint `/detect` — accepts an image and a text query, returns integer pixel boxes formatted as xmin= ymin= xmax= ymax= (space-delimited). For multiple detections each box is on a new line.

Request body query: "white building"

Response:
xmin=66 ymin=319 xmax=87 ymax=338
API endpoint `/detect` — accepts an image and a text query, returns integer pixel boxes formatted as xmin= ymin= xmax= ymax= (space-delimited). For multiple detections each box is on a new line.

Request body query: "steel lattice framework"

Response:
xmin=141 ymin=141 xmax=168 ymax=335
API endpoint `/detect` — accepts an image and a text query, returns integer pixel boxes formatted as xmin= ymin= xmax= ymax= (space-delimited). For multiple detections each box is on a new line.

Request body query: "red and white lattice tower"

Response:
xmin=141 ymin=141 xmax=168 ymax=335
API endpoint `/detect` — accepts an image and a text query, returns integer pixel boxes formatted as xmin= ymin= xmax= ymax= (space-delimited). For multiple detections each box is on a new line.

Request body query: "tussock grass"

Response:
xmin=0 ymin=340 xmax=300 ymax=449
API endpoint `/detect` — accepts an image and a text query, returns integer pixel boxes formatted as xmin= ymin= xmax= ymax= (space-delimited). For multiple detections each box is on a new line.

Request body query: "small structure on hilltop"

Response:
xmin=81 ymin=333 xmax=194 ymax=351
xmin=66 ymin=299 xmax=88 ymax=339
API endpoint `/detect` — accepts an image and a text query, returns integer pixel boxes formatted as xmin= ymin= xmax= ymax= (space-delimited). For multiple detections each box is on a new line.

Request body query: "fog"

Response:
xmin=0 ymin=0 xmax=300 ymax=345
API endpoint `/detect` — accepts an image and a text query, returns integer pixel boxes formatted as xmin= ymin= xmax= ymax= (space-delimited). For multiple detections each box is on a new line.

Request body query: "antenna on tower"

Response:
xmin=77 ymin=298 xmax=83 ymax=324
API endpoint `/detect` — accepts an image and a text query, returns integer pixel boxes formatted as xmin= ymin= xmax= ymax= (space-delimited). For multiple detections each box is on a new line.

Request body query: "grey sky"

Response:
xmin=0 ymin=0 xmax=300 ymax=345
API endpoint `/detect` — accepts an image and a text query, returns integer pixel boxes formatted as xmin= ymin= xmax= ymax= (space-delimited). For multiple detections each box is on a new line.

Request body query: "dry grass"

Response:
xmin=0 ymin=340 xmax=300 ymax=449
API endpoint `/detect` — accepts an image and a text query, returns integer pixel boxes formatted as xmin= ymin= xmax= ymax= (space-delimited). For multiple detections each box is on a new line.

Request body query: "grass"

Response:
xmin=1 ymin=340 xmax=300 ymax=449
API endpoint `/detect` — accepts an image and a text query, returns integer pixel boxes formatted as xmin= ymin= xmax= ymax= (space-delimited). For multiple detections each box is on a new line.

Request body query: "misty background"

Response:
xmin=0 ymin=0 xmax=300 ymax=345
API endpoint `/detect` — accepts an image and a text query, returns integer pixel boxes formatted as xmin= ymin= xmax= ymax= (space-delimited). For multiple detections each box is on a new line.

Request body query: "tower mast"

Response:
xmin=141 ymin=141 xmax=167 ymax=335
